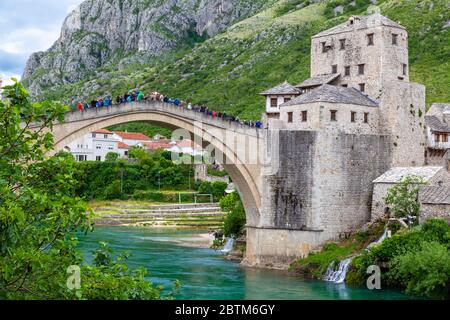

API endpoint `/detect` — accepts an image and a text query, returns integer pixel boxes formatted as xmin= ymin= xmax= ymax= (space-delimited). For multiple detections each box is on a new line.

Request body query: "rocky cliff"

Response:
xmin=22 ymin=0 xmax=270 ymax=96
xmin=23 ymin=0 xmax=450 ymax=118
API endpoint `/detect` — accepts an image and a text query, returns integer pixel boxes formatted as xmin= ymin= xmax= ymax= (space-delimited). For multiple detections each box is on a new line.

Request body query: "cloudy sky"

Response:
xmin=0 ymin=0 xmax=84 ymax=85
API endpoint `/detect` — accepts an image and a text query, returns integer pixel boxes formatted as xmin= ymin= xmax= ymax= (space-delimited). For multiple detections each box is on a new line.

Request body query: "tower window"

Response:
xmin=270 ymin=98 xmax=278 ymax=108
xmin=367 ymin=33 xmax=374 ymax=46
xmin=351 ymin=112 xmax=356 ymax=123
xmin=402 ymin=63 xmax=407 ymax=76
xmin=344 ymin=66 xmax=350 ymax=76
xmin=392 ymin=34 xmax=398 ymax=45
xmin=104 ymin=134 xmax=108 ymax=139
xmin=339 ymin=39 xmax=346 ymax=50
xmin=330 ymin=110 xmax=337 ymax=122
xmin=364 ymin=113 xmax=369 ymax=123
xmin=301 ymin=111 xmax=308 ymax=122
xmin=358 ymin=64 xmax=365 ymax=75
xmin=359 ymin=83 xmax=366 ymax=92
xmin=284 ymin=97 xmax=291 ymax=103
xmin=342 ymin=84 xmax=348 ymax=88
xmin=288 ymin=112 xmax=293 ymax=123
xmin=92 ymin=133 xmax=97 ymax=138
xmin=321 ymin=42 xmax=327 ymax=53
xmin=332 ymin=65 xmax=338 ymax=74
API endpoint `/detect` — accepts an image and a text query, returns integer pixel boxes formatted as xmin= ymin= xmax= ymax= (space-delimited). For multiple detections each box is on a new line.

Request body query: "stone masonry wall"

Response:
xmin=247 ymin=130 xmax=392 ymax=267
xmin=312 ymin=132 xmax=392 ymax=237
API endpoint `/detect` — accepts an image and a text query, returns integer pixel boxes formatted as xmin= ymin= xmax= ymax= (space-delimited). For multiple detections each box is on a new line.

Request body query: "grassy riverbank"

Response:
xmin=290 ymin=218 xmax=450 ymax=299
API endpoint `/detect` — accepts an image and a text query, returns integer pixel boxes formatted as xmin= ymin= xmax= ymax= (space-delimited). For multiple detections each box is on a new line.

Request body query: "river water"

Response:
xmin=77 ymin=226 xmax=414 ymax=300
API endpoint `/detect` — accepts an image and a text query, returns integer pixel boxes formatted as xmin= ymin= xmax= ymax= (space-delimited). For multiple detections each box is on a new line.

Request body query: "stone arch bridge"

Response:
xmin=40 ymin=100 xmax=384 ymax=269
xmin=45 ymin=101 xmax=284 ymax=266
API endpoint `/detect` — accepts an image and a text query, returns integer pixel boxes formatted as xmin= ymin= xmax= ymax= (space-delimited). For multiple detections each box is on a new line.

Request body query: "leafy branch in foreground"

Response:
xmin=0 ymin=80 xmax=170 ymax=300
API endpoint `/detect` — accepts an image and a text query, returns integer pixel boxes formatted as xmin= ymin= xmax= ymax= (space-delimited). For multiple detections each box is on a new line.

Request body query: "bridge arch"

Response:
xmin=50 ymin=101 xmax=263 ymax=226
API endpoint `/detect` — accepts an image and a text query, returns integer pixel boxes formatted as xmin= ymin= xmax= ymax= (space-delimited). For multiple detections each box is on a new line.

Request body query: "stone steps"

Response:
xmin=102 ymin=203 xmax=220 ymax=210
xmin=92 ymin=202 xmax=225 ymax=228
xmin=95 ymin=207 xmax=221 ymax=214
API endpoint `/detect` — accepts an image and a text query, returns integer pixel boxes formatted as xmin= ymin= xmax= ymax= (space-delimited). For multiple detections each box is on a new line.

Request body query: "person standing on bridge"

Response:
xmin=137 ymin=91 xmax=144 ymax=101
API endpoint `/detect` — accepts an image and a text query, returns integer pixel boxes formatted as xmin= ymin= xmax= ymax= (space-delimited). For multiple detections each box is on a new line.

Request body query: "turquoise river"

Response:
xmin=77 ymin=226 xmax=415 ymax=300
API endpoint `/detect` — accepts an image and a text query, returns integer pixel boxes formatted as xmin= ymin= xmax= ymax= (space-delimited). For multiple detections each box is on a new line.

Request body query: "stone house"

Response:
xmin=250 ymin=13 xmax=448 ymax=263
xmin=424 ymin=103 xmax=450 ymax=166
xmin=419 ymin=186 xmax=450 ymax=223
xmin=260 ymin=81 xmax=301 ymax=120
xmin=371 ymin=165 xmax=450 ymax=221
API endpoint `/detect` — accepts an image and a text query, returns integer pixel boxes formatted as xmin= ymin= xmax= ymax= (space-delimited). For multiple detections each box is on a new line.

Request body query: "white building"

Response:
xmin=67 ymin=129 xmax=120 ymax=161
xmin=166 ymin=140 xmax=204 ymax=156
xmin=112 ymin=131 xmax=152 ymax=147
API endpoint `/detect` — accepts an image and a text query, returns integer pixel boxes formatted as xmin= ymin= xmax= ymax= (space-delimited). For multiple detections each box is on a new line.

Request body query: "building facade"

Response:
xmin=425 ymin=103 xmax=450 ymax=166
xmin=67 ymin=129 xmax=120 ymax=161
xmin=248 ymin=13 xmax=436 ymax=266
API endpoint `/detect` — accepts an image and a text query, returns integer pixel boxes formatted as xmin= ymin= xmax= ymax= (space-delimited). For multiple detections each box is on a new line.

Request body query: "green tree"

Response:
xmin=105 ymin=152 xmax=120 ymax=162
xmin=384 ymin=175 xmax=425 ymax=219
xmin=0 ymin=80 xmax=165 ymax=299
xmin=220 ymin=192 xmax=246 ymax=237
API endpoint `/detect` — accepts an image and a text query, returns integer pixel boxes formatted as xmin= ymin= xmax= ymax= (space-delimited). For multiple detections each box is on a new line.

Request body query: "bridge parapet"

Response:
xmin=62 ymin=101 xmax=262 ymax=138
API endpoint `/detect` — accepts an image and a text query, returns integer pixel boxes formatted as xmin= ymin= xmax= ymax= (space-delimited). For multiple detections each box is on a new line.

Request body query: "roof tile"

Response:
xmin=281 ymin=84 xmax=378 ymax=107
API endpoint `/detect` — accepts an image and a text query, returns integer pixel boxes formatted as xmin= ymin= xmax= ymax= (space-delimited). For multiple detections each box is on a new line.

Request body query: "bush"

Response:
xmin=389 ymin=241 xmax=450 ymax=299
xmin=132 ymin=190 xmax=178 ymax=202
xmin=197 ymin=181 xmax=228 ymax=201
xmin=220 ymin=192 xmax=246 ymax=237
xmin=354 ymin=219 xmax=450 ymax=298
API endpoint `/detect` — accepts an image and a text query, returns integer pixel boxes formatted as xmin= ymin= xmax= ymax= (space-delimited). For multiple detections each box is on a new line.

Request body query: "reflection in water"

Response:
xmin=77 ymin=226 xmax=414 ymax=300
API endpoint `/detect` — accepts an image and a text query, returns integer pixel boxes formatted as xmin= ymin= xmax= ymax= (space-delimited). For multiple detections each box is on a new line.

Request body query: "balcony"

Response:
xmin=427 ymin=138 xmax=450 ymax=150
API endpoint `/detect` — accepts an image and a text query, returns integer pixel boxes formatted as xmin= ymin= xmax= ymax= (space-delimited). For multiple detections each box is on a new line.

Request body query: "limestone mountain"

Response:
xmin=23 ymin=0 xmax=449 ymax=120
xmin=22 ymin=0 xmax=271 ymax=96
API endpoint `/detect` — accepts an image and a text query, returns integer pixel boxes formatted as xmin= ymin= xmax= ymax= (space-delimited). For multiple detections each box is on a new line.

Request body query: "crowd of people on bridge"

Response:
xmin=69 ymin=89 xmax=263 ymax=129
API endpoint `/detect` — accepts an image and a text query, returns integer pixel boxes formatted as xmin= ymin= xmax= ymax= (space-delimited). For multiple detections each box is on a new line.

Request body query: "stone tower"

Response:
xmin=250 ymin=13 xmax=427 ymax=267
xmin=310 ymin=13 xmax=425 ymax=166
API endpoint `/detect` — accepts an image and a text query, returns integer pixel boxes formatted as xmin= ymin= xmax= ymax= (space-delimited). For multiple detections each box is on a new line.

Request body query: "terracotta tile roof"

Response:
xmin=176 ymin=139 xmax=202 ymax=150
xmin=113 ymin=131 xmax=151 ymax=141
xmin=118 ymin=142 xmax=130 ymax=149
xmin=92 ymin=129 xmax=112 ymax=134
xmin=144 ymin=141 xmax=173 ymax=150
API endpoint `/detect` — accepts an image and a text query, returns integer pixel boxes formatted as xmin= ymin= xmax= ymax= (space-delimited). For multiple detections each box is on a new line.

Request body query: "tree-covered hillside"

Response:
xmin=29 ymin=0 xmax=450 ymax=120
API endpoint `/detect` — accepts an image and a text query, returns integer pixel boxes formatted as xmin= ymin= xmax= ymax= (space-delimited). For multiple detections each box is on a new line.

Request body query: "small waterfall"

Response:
xmin=375 ymin=228 xmax=390 ymax=245
xmin=221 ymin=237 xmax=235 ymax=253
xmin=323 ymin=258 xmax=352 ymax=284
xmin=323 ymin=227 xmax=391 ymax=284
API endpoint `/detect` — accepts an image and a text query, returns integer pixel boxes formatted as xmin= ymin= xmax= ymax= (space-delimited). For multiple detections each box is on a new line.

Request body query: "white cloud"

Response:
xmin=0 ymin=73 xmax=22 ymax=86
xmin=0 ymin=0 xmax=85 ymax=76
xmin=2 ymin=27 xmax=62 ymax=55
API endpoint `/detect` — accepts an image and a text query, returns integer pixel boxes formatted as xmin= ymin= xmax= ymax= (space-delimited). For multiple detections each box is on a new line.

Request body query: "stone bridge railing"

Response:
xmin=62 ymin=100 xmax=262 ymax=138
